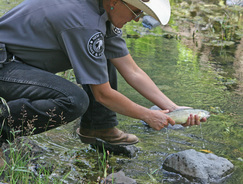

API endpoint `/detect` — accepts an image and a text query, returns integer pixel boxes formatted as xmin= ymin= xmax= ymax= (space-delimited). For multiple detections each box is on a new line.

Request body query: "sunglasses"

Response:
xmin=121 ymin=1 xmax=144 ymax=20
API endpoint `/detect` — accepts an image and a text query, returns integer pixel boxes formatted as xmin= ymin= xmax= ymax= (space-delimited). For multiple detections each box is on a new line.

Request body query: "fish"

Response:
xmin=166 ymin=109 xmax=210 ymax=124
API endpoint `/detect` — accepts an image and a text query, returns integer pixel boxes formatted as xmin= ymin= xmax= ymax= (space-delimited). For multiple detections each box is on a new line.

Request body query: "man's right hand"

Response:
xmin=144 ymin=110 xmax=175 ymax=130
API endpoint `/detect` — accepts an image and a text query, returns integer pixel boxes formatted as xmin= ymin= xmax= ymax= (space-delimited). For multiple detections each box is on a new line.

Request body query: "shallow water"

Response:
xmin=1 ymin=0 xmax=243 ymax=183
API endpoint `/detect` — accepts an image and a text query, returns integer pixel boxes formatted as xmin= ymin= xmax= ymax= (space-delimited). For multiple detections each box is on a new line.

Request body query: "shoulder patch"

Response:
xmin=113 ymin=26 xmax=122 ymax=35
xmin=87 ymin=32 xmax=104 ymax=58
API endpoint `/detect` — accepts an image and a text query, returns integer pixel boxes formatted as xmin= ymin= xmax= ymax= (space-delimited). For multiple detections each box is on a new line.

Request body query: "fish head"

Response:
xmin=198 ymin=110 xmax=210 ymax=119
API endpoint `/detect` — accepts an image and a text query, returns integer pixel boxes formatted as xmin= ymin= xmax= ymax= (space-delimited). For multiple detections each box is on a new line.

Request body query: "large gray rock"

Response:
xmin=163 ymin=149 xmax=234 ymax=183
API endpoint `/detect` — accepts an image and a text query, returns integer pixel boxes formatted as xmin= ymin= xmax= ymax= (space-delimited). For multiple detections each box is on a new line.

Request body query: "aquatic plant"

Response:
xmin=95 ymin=143 xmax=113 ymax=183
xmin=0 ymin=130 xmax=71 ymax=183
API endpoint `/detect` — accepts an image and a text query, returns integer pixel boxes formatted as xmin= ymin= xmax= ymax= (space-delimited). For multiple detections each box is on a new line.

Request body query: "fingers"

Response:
xmin=168 ymin=117 xmax=175 ymax=126
xmin=156 ymin=116 xmax=175 ymax=130
xmin=160 ymin=110 xmax=170 ymax=113
xmin=195 ymin=115 xmax=201 ymax=125
xmin=201 ymin=117 xmax=207 ymax=122
xmin=159 ymin=110 xmax=175 ymax=126
xmin=182 ymin=114 xmax=203 ymax=127
xmin=160 ymin=123 xmax=165 ymax=129
xmin=182 ymin=117 xmax=190 ymax=127
xmin=159 ymin=120 xmax=168 ymax=129
xmin=150 ymin=110 xmax=176 ymax=130
xmin=153 ymin=122 xmax=165 ymax=131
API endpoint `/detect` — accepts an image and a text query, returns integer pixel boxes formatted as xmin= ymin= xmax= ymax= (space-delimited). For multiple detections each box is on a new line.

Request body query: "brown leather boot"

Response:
xmin=76 ymin=127 xmax=139 ymax=145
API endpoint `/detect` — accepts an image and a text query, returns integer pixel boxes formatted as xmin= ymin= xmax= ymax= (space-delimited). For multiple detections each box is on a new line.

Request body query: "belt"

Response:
xmin=0 ymin=43 xmax=23 ymax=68
xmin=0 ymin=51 xmax=23 ymax=68
xmin=7 ymin=53 xmax=23 ymax=63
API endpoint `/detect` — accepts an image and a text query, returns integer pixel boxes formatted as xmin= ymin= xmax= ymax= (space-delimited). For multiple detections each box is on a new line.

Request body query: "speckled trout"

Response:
xmin=166 ymin=109 xmax=210 ymax=124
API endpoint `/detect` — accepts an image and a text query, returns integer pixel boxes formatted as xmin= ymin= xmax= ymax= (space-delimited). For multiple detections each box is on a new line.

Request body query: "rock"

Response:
xmin=1 ymin=136 xmax=46 ymax=164
xmin=105 ymin=170 xmax=137 ymax=184
xmin=91 ymin=138 xmax=139 ymax=158
xmin=226 ymin=0 xmax=243 ymax=6
xmin=142 ymin=15 xmax=160 ymax=29
xmin=163 ymin=149 xmax=234 ymax=183
xmin=1 ymin=136 xmax=55 ymax=178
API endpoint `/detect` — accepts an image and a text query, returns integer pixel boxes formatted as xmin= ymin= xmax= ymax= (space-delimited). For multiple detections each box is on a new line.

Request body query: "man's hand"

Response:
xmin=145 ymin=110 xmax=175 ymax=130
xmin=174 ymin=106 xmax=207 ymax=127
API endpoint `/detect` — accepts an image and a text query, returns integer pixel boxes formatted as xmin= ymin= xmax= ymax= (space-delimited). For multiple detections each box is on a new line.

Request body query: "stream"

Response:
xmin=0 ymin=0 xmax=243 ymax=183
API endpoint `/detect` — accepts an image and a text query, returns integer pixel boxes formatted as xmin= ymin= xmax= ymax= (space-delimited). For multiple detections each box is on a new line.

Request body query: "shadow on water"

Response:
xmin=0 ymin=0 xmax=243 ymax=183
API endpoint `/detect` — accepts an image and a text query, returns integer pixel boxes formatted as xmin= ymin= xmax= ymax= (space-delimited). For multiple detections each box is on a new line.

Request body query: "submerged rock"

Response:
xmin=105 ymin=170 xmax=137 ymax=184
xmin=163 ymin=149 xmax=234 ymax=183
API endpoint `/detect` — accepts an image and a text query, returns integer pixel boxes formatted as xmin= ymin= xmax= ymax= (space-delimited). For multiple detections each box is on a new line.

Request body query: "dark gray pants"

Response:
xmin=0 ymin=60 xmax=118 ymax=140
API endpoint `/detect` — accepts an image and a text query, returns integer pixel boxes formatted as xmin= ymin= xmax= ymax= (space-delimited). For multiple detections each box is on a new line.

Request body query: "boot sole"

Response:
xmin=76 ymin=128 xmax=139 ymax=146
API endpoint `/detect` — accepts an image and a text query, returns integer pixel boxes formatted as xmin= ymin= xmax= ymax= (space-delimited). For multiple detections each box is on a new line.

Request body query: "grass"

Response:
xmin=0 ymin=140 xmax=114 ymax=183
xmin=0 ymin=97 xmax=72 ymax=183
xmin=96 ymin=144 xmax=110 ymax=180
xmin=0 ymin=126 xmax=72 ymax=183
xmin=1 ymin=96 xmax=114 ymax=183
xmin=0 ymin=137 xmax=71 ymax=183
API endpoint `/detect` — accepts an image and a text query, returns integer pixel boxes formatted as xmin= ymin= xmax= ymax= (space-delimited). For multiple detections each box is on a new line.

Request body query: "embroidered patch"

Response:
xmin=113 ymin=27 xmax=122 ymax=35
xmin=87 ymin=32 xmax=104 ymax=58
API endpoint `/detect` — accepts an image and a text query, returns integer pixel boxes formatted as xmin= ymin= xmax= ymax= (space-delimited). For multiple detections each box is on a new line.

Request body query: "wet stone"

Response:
xmin=1 ymin=136 xmax=54 ymax=177
xmin=1 ymin=136 xmax=46 ymax=164
xmin=105 ymin=170 xmax=137 ymax=184
xmin=163 ymin=149 xmax=234 ymax=183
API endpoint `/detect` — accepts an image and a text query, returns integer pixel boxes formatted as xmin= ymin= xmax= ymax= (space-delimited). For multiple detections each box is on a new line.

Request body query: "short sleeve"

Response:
xmin=104 ymin=23 xmax=129 ymax=59
xmin=61 ymin=28 xmax=109 ymax=85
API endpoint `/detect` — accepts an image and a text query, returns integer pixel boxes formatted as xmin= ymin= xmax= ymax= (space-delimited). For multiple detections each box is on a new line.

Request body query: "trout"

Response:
xmin=167 ymin=109 xmax=210 ymax=124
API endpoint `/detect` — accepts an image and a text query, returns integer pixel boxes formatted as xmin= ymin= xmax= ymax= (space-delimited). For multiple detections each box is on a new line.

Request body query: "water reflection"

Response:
xmin=120 ymin=1 xmax=243 ymax=183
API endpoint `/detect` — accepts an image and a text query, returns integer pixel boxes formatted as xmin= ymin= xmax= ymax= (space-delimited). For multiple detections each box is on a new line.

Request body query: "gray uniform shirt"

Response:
xmin=0 ymin=0 xmax=129 ymax=84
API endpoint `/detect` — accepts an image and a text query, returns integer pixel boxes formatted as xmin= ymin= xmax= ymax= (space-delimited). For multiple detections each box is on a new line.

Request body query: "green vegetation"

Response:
xmin=0 ymin=125 xmax=113 ymax=183
xmin=95 ymin=144 xmax=113 ymax=183
xmin=0 ymin=0 xmax=242 ymax=183
xmin=0 ymin=0 xmax=22 ymax=16
xmin=0 ymin=130 xmax=71 ymax=183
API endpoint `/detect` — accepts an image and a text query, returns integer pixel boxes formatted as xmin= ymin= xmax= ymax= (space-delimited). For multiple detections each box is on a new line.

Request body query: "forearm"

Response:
xmin=90 ymin=83 xmax=151 ymax=121
xmin=111 ymin=54 xmax=178 ymax=111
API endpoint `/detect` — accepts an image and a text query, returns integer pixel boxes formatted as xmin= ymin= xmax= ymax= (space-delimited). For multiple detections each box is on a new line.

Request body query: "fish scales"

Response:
xmin=166 ymin=109 xmax=210 ymax=124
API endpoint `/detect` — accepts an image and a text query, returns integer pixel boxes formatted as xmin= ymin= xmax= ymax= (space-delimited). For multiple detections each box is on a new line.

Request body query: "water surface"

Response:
xmin=1 ymin=0 xmax=243 ymax=183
